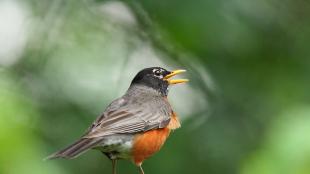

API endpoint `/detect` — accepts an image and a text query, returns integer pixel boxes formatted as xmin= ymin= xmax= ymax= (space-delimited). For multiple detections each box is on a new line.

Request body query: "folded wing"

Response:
xmin=84 ymin=96 xmax=172 ymax=138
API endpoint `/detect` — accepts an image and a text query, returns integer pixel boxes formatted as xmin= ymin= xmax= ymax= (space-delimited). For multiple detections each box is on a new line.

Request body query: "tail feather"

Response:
xmin=45 ymin=138 xmax=102 ymax=160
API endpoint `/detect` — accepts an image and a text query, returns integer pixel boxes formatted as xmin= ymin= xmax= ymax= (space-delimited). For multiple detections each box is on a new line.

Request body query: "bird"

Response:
xmin=46 ymin=67 xmax=188 ymax=174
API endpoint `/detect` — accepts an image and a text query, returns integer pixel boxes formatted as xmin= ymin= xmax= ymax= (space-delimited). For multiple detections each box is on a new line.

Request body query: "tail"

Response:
xmin=45 ymin=138 xmax=102 ymax=160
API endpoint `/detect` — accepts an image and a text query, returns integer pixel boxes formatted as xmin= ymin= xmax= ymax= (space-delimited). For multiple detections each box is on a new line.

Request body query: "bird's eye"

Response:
xmin=154 ymin=70 xmax=161 ymax=76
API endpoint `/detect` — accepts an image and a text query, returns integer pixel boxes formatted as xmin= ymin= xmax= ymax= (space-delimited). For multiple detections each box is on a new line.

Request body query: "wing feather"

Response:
xmin=84 ymin=107 xmax=170 ymax=138
xmin=83 ymin=96 xmax=172 ymax=138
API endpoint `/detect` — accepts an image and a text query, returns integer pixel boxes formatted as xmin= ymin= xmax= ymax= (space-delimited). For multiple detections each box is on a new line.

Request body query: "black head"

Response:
xmin=130 ymin=67 xmax=171 ymax=96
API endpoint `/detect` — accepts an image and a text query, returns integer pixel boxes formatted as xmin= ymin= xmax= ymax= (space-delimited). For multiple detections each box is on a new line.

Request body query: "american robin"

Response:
xmin=46 ymin=67 xmax=188 ymax=174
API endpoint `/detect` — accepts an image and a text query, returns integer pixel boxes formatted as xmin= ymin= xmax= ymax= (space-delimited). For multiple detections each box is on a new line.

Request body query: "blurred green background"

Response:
xmin=1 ymin=0 xmax=310 ymax=174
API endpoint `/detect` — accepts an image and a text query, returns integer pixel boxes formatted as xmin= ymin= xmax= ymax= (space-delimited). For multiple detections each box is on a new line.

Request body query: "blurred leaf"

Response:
xmin=241 ymin=107 xmax=310 ymax=174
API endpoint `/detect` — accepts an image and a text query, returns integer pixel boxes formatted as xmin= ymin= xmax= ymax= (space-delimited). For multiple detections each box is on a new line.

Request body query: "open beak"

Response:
xmin=163 ymin=69 xmax=189 ymax=85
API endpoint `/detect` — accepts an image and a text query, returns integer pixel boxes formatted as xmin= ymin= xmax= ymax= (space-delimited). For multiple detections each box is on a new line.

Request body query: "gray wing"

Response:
xmin=83 ymin=96 xmax=172 ymax=138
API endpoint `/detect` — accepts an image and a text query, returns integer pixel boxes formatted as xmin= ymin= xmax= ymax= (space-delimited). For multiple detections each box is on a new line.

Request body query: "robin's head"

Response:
xmin=130 ymin=67 xmax=188 ymax=96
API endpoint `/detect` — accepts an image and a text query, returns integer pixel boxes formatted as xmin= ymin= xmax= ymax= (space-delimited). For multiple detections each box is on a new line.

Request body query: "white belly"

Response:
xmin=94 ymin=134 xmax=134 ymax=159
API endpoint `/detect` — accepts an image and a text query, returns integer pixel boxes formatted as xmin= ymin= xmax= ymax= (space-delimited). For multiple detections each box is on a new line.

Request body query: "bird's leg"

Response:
xmin=112 ymin=159 xmax=117 ymax=174
xmin=138 ymin=165 xmax=144 ymax=174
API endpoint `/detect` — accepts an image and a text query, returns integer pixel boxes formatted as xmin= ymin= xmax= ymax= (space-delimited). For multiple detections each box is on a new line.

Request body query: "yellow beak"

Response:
xmin=164 ymin=69 xmax=189 ymax=85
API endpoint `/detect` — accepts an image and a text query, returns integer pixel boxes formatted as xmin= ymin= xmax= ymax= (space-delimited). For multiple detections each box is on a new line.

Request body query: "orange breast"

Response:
xmin=132 ymin=128 xmax=170 ymax=165
xmin=132 ymin=112 xmax=180 ymax=165
xmin=167 ymin=112 xmax=181 ymax=130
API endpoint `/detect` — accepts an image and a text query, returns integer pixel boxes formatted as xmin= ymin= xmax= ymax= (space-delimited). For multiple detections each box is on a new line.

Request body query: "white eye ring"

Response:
xmin=152 ymin=69 xmax=163 ymax=78
xmin=155 ymin=70 xmax=160 ymax=75
xmin=152 ymin=69 xmax=160 ymax=74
